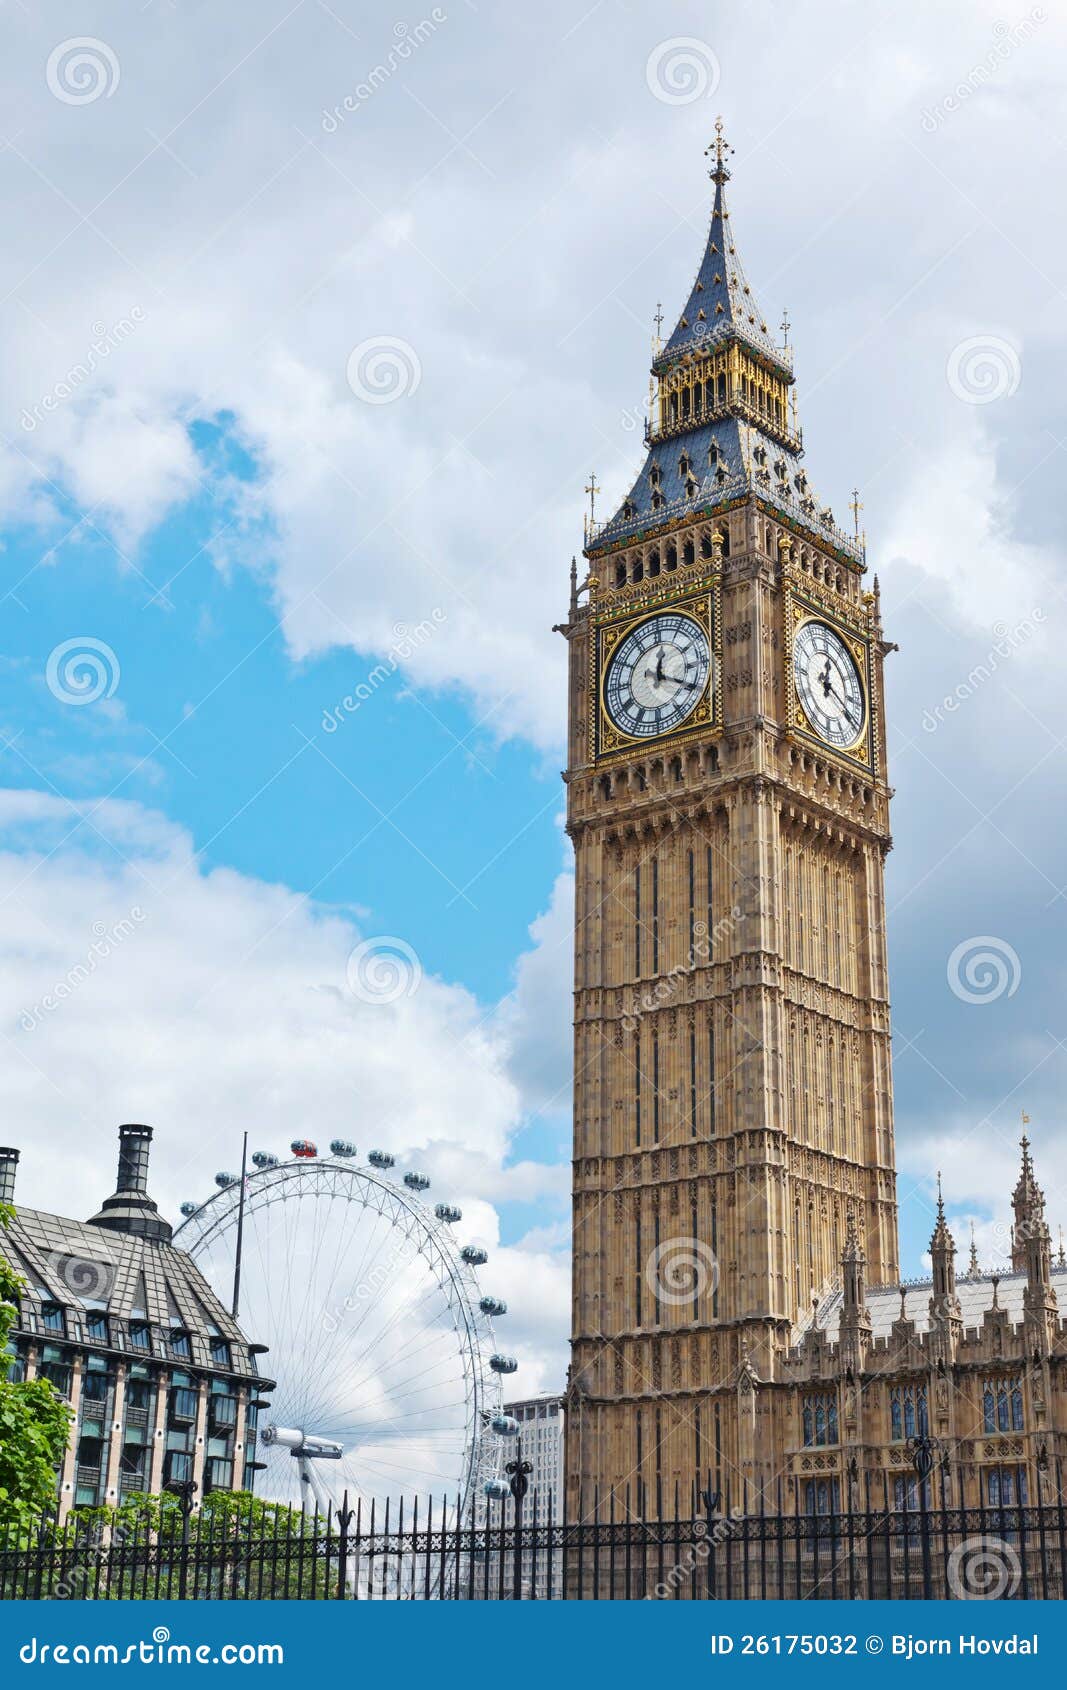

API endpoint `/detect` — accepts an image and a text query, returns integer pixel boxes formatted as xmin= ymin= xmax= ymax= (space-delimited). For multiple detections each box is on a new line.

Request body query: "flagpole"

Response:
xmin=232 ymin=1129 xmax=249 ymax=1319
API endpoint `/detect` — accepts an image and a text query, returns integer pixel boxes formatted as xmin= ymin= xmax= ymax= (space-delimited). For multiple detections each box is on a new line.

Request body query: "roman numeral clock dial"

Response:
xmin=602 ymin=612 xmax=711 ymax=741
xmin=792 ymin=618 xmax=866 ymax=751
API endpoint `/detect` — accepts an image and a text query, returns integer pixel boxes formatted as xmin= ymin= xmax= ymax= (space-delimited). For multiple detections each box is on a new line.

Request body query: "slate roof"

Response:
xmin=657 ymin=170 xmax=790 ymax=377
xmin=587 ymin=413 xmax=857 ymax=563
xmin=1 ymin=1204 xmax=271 ymax=1384
xmin=805 ymin=1266 xmax=1067 ymax=1342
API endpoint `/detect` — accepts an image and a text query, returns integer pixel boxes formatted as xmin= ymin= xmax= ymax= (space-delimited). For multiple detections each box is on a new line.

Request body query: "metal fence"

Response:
xmin=2 ymin=1479 xmax=1064 ymax=1600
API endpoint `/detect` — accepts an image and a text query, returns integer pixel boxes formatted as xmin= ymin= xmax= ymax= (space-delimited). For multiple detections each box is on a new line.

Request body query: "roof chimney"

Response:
xmin=0 ymin=1146 xmax=18 ymax=1206
xmin=87 ymin=1124 xmax=172 ymax=1243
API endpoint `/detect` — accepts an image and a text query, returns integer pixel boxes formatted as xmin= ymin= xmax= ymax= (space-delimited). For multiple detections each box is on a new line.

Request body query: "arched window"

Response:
xmin=683 ymin=538 xmax=695 ymax=567
xmin=717 ymin=372 xmax=727 ymax=403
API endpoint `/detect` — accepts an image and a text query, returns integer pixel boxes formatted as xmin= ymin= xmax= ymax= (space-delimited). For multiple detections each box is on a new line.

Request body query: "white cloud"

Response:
xmin=0 ymin=787 xmax=569 ymax=1359
xmin=3 ymin=1 xmax=1063 ymax=749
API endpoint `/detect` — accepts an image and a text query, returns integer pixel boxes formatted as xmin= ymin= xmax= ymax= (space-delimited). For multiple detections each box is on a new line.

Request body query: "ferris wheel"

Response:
xmin=173 ymin=1142 xmax=518 ymax=1521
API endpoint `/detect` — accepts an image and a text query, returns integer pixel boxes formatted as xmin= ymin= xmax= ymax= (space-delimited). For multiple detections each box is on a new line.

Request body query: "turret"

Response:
xmin=927 ymin=1174 xmax=961 ymax=1355
xmin=837 ymin=1212 xmax=872 ymax=1370
xmin=1011 ymin=1130 xmax=1044 ymax=1270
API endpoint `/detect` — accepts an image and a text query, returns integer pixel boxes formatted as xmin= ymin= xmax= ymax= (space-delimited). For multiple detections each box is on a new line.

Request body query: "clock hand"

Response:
xmin=824 ymin=679 xmax=859 ymax=722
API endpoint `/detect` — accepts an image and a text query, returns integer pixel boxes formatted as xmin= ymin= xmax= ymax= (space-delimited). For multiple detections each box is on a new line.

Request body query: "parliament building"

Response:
xmin=560 ymin=127 xmax=1065 ymax=1520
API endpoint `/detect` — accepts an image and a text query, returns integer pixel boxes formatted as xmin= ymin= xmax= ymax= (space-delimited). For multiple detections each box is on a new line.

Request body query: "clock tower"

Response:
xmin=560 ymin=126 xmax=898 ymax=1513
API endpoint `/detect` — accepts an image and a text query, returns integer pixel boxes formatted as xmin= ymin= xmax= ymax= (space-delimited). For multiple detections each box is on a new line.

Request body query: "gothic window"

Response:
xmin=648 ymin=550 xmax=660 ymax=577
xmin=804 ymin=1478 xmax=840 ymax=1515
xmin=683 ymin=538 xmax=695 ymax=567
xmin=700 ymin=530 xmax=713 ymax=559
xmin=717 ymin=372 xmax=727 ymax=404
xmin=650 ymin=465 xmax=661 ymax=488
xmin=893 ymin=1476 xmax=932 ymax=1512
xmin=986 ymin=1466 xmax=1028 ymax=1508
xmin=982 ymin=1377 xmax=1024 ymax=1434
xmin=623 ymin=499 xmax=636 ymax=520
xmin=679 ymin=453 xmax=690 ymax=479
xmin=801 ymin=1392 xmax=839 ymax=1447
xmin=615 ymin=563 xmax=626 ymax=587
xmin=681 ymin=387 xmax=690 ymax=418
xmin=632 ymin=558 xmax=644 ymax=581
xmin=652 ymin=1033 xmax=660 ymax=1145
xmin=889 ymin=1384 xmax=928 ymax=1441
xmin=666 ymin=543 xmax=677 ymax=570
xmin=686 ymin=478 xmax=697 ymax=499
xmin=651 ymin=492 xmax=663 ymax=510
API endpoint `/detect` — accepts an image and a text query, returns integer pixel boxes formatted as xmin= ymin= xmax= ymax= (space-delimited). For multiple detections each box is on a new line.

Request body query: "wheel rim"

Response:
xmin=174 ymin=1159 xmax=502 ymax=1519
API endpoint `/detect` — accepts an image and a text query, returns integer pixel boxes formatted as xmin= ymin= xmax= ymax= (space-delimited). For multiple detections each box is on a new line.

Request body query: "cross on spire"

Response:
xmin=705 ymin=115 xmax=733 ymax=183
xmin=849 ymin=488 xmax=863 ymax=538
xmin=653 ymin=301 xmax=664 ymax=344
xmin=583 ymin=472 xmax=601 ymax=541
xmin=779 ymin=306 xmax=791 ymax=346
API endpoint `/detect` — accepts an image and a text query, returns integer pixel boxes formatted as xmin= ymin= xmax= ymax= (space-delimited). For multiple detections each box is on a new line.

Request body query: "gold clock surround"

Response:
xmin=785 ymin=591 xmax=874 ymax=770
xmin=592 ymin=581 xmax=722 ymax=763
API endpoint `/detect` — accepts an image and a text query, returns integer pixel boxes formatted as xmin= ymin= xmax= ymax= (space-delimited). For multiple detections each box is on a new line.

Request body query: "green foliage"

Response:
xmin=0 ymin=1202 xmax=74 ymax=1532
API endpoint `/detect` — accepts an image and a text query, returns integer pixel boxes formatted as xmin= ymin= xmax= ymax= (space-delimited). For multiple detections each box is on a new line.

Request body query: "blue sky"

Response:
xmin=3 ymin=1 xmax=1067 ymax=1397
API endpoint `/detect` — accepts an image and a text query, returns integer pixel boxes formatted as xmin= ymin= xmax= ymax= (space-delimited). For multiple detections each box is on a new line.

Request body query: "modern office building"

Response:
xmin=0 ymin=1126 xmax=273 ymax=1519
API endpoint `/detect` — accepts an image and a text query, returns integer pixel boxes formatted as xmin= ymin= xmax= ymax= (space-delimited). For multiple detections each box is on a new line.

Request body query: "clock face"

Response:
xmin=793 ymin=620 xmax=866 ymax=748
xmin=604 ymin=611 xmax=711 ymax=740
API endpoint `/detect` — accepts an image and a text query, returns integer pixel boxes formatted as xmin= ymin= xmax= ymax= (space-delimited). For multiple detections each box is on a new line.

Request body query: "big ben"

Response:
xmin=561 ymin=125 xmax=899 ymax=1513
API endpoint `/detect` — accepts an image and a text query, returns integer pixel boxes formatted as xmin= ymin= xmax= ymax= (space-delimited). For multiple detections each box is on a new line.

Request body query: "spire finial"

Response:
xmin=1059 ymin=1226 xmax=1066 ymax=1270
xmin=653 ymin=301 xmax=664 ymax=346
xmin=705 ymin=116 xmax=733 ymax=184
xmin=969 ymin=1222 xmax=980 ymax=1277
xmin=936 ymin=1169 xmax=944 ymax=1216
xmin=583 ymin=472 xmax=600 ymax=541
xmin=779 ymin=306 xmax=791 ymax=347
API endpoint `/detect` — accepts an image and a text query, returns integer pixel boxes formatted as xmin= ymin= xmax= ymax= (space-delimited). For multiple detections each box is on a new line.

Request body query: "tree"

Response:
xmin=0 ymin=1202 xmax=73 ymax=1532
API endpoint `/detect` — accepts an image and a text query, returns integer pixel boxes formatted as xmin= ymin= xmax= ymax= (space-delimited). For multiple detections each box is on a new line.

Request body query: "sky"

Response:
xmin=1 ymin=0 xmax=1066 ymax=1414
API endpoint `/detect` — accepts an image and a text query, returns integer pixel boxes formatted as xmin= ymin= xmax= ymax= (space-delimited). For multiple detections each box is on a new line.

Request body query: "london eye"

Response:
xmin=173 ymin=1143 xmax=517 ymax=1520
